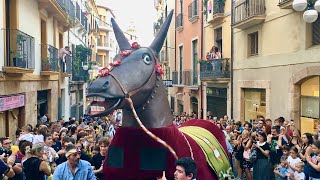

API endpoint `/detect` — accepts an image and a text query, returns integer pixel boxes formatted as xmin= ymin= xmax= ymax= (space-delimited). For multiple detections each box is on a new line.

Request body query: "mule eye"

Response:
xmin=142 ymin=53 xmax=151 ymax=64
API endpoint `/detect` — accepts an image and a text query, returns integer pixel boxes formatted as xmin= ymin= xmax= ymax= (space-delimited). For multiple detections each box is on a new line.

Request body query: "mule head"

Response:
xmin=87 ymin=10 xmax=173 ymax=117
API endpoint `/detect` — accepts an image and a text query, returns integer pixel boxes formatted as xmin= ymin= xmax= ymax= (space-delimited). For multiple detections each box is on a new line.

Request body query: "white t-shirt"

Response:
xmin=287 ymin=156 xmax=302 ymax=173
xmin=19 ymin=133 xmax=34 ymax=143
xmin=293 ymin=171 xmax=305 ymax=180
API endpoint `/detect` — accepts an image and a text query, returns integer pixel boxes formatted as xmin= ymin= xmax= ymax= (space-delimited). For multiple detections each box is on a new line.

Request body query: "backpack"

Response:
xmin=249 ymin=147 xmax=257 ymax=163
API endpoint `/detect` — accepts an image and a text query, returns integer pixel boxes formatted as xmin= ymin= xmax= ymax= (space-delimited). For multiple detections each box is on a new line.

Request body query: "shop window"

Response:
xmin=300 ymin=76 xmax=320 ymax=134
xmin=248 ymin=32 xmax=258 ymax=56
xmin=243 ymin=88 xmax=266 ymax=122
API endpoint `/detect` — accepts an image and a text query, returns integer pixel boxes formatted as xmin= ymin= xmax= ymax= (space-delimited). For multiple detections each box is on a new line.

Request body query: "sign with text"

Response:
xmin=0 ymin=94 xmax=25 ymax=112
xmin=163 ymin=80 xmax=173 ymax=87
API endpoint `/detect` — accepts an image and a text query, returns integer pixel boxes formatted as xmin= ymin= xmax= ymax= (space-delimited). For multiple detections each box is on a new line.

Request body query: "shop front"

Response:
xmin=0 ymin=94 xmax=25 ymax=139
xmin=300 ymin=76 xmax=320 ymax=135
xmin=242 ymin=88 xmax=266 ymax=122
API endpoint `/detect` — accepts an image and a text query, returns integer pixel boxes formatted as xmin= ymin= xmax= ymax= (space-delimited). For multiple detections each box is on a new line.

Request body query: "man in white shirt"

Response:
xmin=59 ymin=46 xmax=71 ymax=72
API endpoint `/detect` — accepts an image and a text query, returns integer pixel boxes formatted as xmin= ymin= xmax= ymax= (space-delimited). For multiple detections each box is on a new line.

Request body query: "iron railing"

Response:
xmin=57 ymin=0 xmax=74 ymax=17
xmin=188 ymin=0 xmax=198 ymax=19
xmin=233 ymin=0 xmax=265 ymax=24
xmin=213 ymin=0 xmax=225 ymax=15
xmin=40 ymin=44 xmax=59 ymax=72
xmin=176 ymin=13 xmax=183 ymax=28
xmin=61 ymin=54 xmax=72 ymax=74
xmin=3 ymin=29 xmax=35 ymax=69
xmin=200 ymin=59 xmax=230 ymax=80
xmin=278 ymin=0 xmax=293 ymax=4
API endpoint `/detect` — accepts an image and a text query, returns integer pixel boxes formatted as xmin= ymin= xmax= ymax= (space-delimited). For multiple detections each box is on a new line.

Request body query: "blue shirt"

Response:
xmin=52 ymin=160 xmax=96 ymax=180
xmin=278 ymin=167 xmax=288 ymax=180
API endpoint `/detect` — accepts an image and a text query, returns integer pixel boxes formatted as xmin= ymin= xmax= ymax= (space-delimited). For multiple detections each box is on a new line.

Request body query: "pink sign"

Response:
xmin=0 ymin=94 xmax=25 ymax=112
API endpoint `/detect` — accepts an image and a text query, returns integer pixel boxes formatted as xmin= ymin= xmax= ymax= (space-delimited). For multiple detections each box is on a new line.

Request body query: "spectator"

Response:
xmin=52 ymin=144 xmax=96 ymax=180
xmin=268 ymin=126 xmax=283 ymax=178
xmin=274 ymin=156 xmax=289 ymax=180
xmin=0 ymin=158 xmax=15 ymax=179
xmin=287 ymin=161 xmax=305 ymax=180
xmin=306 ymin=140 xmax=320 ymax=180
xmin=252 ymin=131 xmax=271 ymax=180
xmin=174 ymin=157 xmax=196 ymax=180
xmin=298 ymin=132 xmax=314 ymax=179
xmin=23 ymin=143 xmax=51 ymax=180
xmin=286 ymin=147 xmax=302 ymax=174
xmin=90 ymin=137 xmax=110 ymax=180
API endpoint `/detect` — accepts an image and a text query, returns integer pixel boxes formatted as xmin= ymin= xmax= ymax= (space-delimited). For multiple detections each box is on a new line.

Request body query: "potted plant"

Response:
xmin=42 ymin=57 xmax=50 ymax=71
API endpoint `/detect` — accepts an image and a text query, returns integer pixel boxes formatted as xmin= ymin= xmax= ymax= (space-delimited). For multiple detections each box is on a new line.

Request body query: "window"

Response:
xmin=215 ymin=27 xmax=222 ymax=55
xmin=313 ymin=18 xmax=320 ymax=46
xmin=192 ymin=40 xmax=198 ymax=85
xmin=248 ymin=32 xmax=258 ymax=56
xmin=179 ymin=46 xmax=183 ymax=84
xmin=243 ymin=88 xmax=266 ymax=122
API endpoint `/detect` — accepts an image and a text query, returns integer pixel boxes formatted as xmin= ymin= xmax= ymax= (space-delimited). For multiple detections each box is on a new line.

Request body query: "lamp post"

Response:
xmin=293 ymin=0 xmax=320 ymax=23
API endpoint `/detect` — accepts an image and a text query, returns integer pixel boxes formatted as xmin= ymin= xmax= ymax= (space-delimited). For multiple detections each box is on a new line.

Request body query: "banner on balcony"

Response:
xmin=0 ymin=94 xmax=25 ymax=112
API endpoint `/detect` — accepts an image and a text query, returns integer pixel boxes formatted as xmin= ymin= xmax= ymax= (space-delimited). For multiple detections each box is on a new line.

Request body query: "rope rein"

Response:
xmin=126 ymin=97 xmax=178 ymax=160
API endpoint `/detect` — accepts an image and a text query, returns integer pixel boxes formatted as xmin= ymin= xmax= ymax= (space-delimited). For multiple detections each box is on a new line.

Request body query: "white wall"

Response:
xmin=18 ymin=0 xmax=41 ymax=75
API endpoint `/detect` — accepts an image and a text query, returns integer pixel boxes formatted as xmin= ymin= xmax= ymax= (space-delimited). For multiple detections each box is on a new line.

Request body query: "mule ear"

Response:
xmin=111 ymin=18 xmax=131 ymax=51
xmin=150 ymin=10 xmax=174 ymax=53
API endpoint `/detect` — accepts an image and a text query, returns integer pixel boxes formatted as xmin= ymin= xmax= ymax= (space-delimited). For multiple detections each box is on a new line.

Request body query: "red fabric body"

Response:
xmin=103 ymin=119 xmax=227 ymax=180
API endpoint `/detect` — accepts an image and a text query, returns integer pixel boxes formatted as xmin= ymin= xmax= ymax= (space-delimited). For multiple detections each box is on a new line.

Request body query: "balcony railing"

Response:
xmin=40 ymin=44 xmax=59 ymax=72
xmin=214 ymin=0 xmax=225 ymax=15
xmin=233 ymin=0 xmax=265 ymax=28
xmin=61 ymin=54 xmax=72 ymax=74
xmin=188 ymin=0 xmax=198 ymax=20
xmin=176 ymin=13 xmax=183 ymax=29
xmin=3 ymin=29 xmax=35 ymax=69
xmin=200 ymin=59 xmax=230 ymax=80
xmin=278 ymin=0 xmax=293 ymax=9
xmin=56 ymin=0 xmax=75 ymax=20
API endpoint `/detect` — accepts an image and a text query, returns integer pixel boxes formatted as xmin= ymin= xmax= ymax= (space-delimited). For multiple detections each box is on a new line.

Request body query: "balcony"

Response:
xmin=98 ymin=22 xmax=113 ymax=31
xmin=278 ymin=0 xmax=293 ymax=9
xmin=183 ymin=70 xmax=198 ymax=87
xmin=200 ymin=59 xmax=230 ymax=80
xmin=207 ymin=0 xmax=225 ymax=24
xmin=3 ymin=29 xmax=35 ymax=75
xmin=233 ymin=0 xmax=266 ymax=29
xmin=97 ymin=40 xmax=113 ymax=52
xmin=176 ymin=13 xmax=183 ymax=31
xmin=188 ymin=0 xmax=199 ymax=23
xmin=40 ymin=44 xmax=59 ymax=75
xmin=71 ymin=61 xmax=89 ymax=82
xmin=37 ymin=0 xmax=75 ymax=30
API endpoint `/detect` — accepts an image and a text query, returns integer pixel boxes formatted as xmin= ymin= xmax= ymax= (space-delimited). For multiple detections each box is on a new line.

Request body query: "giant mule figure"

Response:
xmin=87 ymin=10 xmax=232 ymax=180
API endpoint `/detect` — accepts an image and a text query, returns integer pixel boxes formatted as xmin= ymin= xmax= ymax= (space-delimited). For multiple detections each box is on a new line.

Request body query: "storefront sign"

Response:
xmin=0 ymin=94 xmax=25 ymax=112
xmin=163 ymin=80 xmax=173 ymax=87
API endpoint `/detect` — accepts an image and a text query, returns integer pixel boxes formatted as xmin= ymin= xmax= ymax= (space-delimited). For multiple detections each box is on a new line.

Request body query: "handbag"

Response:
xmin=249 ymin=147 xmax=257 ymax=163
xmin=243 ymin=149 xmax=250 ymax=160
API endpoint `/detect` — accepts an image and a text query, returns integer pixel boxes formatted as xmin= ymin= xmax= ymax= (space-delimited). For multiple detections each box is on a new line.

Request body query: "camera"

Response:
xmin=0 ymin=148 xmax=12 ymax=157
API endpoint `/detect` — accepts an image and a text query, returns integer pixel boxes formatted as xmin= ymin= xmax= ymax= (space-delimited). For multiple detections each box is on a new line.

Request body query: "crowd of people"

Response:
xmin=1 ymin=108 xmax=320 ymax=180
xmin=0 ymin=112 xmax=121 ymax=180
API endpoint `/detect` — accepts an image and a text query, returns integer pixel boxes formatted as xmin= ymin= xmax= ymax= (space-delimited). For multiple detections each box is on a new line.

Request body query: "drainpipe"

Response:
xmin=231 ymin=0 xmax=234 ymax=119
xmin=200 ymin=0 xmax=204 ymax=119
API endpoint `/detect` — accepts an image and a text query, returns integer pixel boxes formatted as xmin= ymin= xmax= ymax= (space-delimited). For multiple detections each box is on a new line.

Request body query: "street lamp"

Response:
xmin=82 ymin=62 xmax=89 ymax=71
xmin=293 ymin=0 xmax=320 ymax=23
xmin=88 ymin=69 xmax=94 ymax=75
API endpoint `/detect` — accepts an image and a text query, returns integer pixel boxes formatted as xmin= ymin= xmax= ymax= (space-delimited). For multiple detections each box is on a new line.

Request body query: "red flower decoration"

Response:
xmin=120 ymin=50 xmax=131 ymax=58
xmin=98 ymin=67 xmax=110 ymax=77
xmin=155 ymin=63 xmax=163 ymax=76
xmin=110 ymin=59 xmax=122 ymax=67
xmin=131 ymin=42 xmax=141 ymax=50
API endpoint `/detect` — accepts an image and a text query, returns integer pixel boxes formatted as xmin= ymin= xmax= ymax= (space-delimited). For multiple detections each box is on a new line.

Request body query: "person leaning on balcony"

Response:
xmin=59 ymin=46 xmax=71 ymax=72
